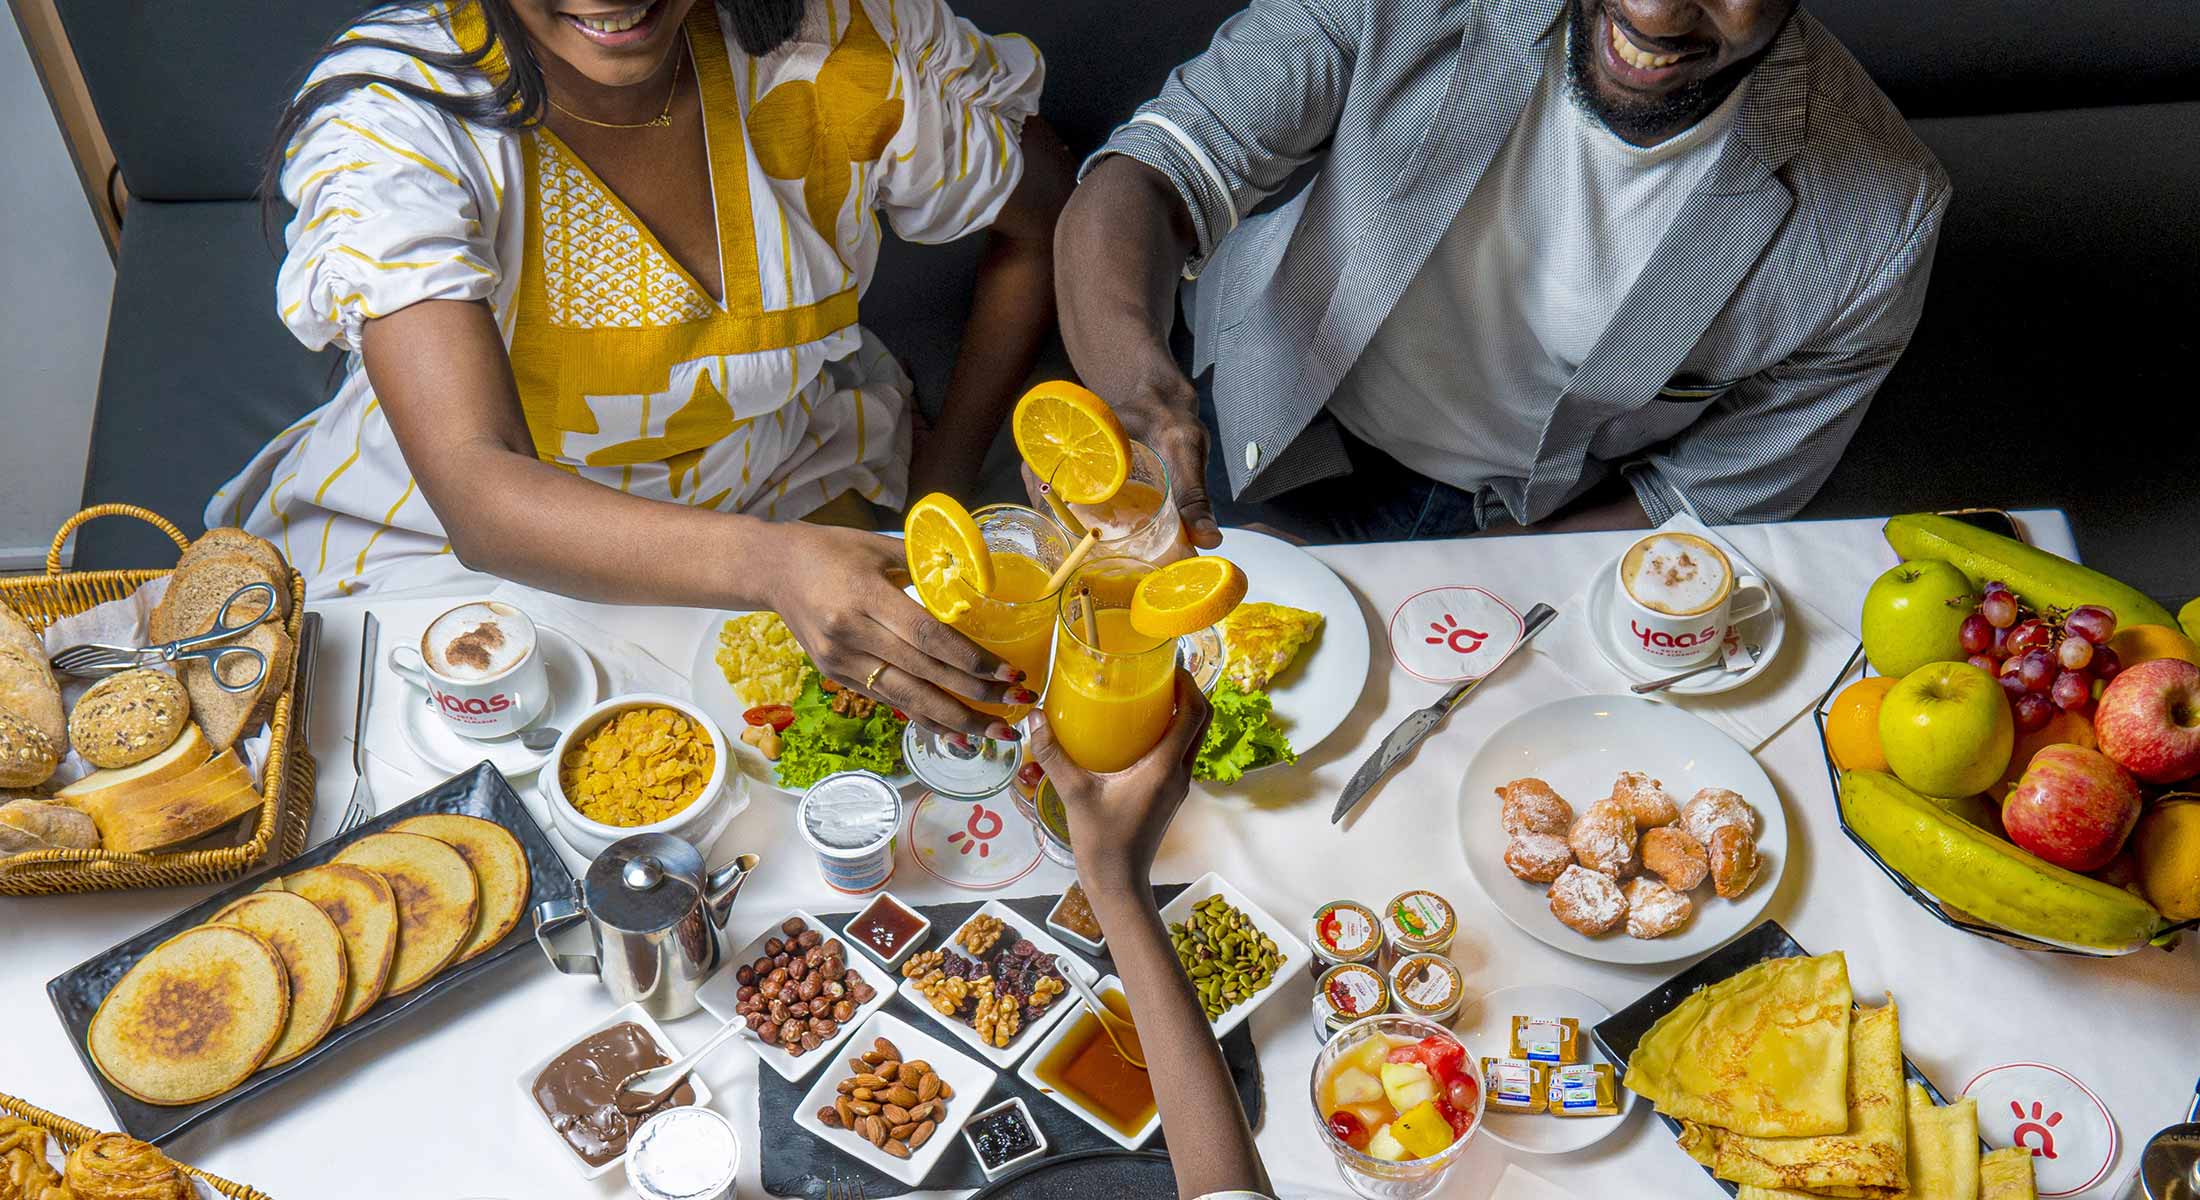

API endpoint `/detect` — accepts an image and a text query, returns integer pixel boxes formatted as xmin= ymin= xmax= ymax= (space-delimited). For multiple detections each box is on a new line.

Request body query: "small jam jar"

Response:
xmin=1313 ymin=962 xmax=1390 ymax=1044
xmin=1308 ymin=900 xmax=1382 ymax=980
xmin=1379 ymin=889 xmax=1457 ymax=969
xmin=1389 ymin=952 xmax=1463 ymax=1024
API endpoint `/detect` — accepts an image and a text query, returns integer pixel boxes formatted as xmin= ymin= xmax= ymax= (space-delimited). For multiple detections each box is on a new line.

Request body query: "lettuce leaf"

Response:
xmin=774 ymin=670 xmax=906 ymax=790
xmin=1194 ymin=681 xmax=1295 ymax=784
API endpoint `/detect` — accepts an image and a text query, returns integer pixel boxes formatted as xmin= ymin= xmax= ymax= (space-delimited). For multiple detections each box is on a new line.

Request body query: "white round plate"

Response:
xmin=395 ymin=624 xmax=601 ymax=779
xmin=1585 ymin=556 xmax=1787 ymax=696
xmin=1212 ymin=528 xmax=1372 ymax=763
xmin=1459 ymin=984 xmax=1634 ymax=1153
xmin=685 ymin=616 xmax=915 ymax=794
xmin=1458 ymin=696 xmax=1787 ymax=965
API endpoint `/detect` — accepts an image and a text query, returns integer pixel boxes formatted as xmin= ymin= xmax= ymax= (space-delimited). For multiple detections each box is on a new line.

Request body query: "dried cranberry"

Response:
xmin=1011 ymin=939 xmax=1037 ymax=959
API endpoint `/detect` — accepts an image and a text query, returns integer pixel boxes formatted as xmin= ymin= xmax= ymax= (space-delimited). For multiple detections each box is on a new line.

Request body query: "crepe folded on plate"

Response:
xmin=1626 ymin=952 xmax=1854 ymax=1138
xmin=1680 ymin=1001 xmax=1907 ymax=1197
xmin=1980 ymin=1147 xmax=2037 ymax=1199
xmin=1905 ymin=1083 xmax=1981 ymax=1200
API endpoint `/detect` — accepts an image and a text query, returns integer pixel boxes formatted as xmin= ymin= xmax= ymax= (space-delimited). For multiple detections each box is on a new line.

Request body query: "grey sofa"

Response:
xmin=54 ymin=0 xmax=2200 ymax=609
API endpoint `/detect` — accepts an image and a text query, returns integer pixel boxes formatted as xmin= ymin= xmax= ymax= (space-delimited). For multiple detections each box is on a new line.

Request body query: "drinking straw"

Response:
xmin=1043 ymin=529 xmax=1101 ymax=595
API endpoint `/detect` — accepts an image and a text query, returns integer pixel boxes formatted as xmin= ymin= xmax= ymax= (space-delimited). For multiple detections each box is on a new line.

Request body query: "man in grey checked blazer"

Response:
xmin=1057 ymin=0 xmax=1949 ymax=544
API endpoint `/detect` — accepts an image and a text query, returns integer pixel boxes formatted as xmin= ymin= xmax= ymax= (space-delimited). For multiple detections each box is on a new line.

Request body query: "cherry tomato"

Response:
xmin=742 ymin=704 xmax=795 ymax=732
xmin=1327 ymin=1110 xmax=1367 ymax=1149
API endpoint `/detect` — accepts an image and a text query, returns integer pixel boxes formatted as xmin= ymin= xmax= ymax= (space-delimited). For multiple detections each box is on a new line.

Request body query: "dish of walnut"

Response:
xmin=1496 ymin=773 xmax=1760 ymax=940
xmin=730 ymin=916 xmax=879 ymax=1055
xmin=900 ymin=919 xmax=1067 ymax=1050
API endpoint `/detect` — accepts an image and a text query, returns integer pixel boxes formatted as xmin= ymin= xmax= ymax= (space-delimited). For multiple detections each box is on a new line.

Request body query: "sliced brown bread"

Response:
xmin=87 ymin=924 xmax=290 ymax=1106
xmin=59 ymin=724 xmax=211 ymax=799
xmin=211 ymin=892 xmax=348 ymax=1068
xmin=332 ymin=832 xmax=479 ymax=996
xmin=149 ymin=551 xmax=284 ymax=645
xmin=176 ymin=529 xmax=292 ymax=621
xmin=182 ymin=623 xmax=293 ymax=752
xmin=391 ymin=814 xmax=531 ymax=965
xmin=275 ymin=863 xmax=400 ymax=1025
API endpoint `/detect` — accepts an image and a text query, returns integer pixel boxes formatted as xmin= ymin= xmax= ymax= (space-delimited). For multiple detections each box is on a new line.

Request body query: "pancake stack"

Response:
xmin=86 ymin=814 xmax=529 ymax=1106
xmin=1623 ymin=952 xmax=2038 ymax=1200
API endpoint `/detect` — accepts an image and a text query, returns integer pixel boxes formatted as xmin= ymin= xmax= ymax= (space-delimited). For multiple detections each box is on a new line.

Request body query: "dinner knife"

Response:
xmin=1331 ymin=603 xmax=1558 ymax=825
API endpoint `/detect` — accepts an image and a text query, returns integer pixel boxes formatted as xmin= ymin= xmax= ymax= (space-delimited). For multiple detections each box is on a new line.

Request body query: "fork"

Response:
xmin=335 ymin=612 xmax=381 ymax=836
xmin=826 ymin=1174 xmax=867 ymax=1200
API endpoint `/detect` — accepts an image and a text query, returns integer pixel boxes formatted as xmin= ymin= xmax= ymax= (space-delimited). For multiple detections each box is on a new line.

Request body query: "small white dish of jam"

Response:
xmin=842 ymin=892 xmax=932 ymax=973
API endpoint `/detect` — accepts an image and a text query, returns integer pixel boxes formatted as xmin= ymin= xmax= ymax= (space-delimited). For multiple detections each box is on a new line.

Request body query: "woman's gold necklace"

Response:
xmin=549 ymin=52 xmax=681 ymax=130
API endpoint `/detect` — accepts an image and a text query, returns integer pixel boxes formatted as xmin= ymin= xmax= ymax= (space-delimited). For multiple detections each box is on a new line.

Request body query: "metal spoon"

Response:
xmin=1059 ymin=971 xmax=1144 ymax=1070
xmin=1631 ymin=643 xmax=1763 ymax=695
xmin=614 ymin=1014 xmax=745 ymax=1115
xmin=518 ymin=725 xmax=562 ymax=753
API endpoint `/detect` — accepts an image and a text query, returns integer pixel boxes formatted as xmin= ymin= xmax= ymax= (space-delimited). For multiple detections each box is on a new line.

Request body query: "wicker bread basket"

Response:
xmin=0 ymin=505 xmax=314 ymax=896
xmin=0 ymin=1089 xmax=271 ymax=1199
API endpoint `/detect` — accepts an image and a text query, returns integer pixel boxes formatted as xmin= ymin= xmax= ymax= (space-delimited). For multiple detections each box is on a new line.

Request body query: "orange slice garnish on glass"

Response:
xmin=904 ymin=493 xmax=995 ymax=622
xmin=1012 ymin=382 xmax=1132 ymax=505
xmin=1130 ymin=556 xmax=1248 ymax=639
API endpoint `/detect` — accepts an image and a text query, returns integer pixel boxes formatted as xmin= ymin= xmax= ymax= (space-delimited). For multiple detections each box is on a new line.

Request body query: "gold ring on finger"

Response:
xmin=865 ymin=663 xmax=888 ymax=692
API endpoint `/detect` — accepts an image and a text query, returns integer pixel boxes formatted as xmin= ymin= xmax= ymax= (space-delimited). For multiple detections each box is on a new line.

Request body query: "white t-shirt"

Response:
xmin=1328 ymin=28 xmax=1745 ymax=493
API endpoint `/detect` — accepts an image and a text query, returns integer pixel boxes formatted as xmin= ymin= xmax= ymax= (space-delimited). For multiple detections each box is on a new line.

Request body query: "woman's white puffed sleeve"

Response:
xmin=874 ymin=0 xmax=1044 ymax=244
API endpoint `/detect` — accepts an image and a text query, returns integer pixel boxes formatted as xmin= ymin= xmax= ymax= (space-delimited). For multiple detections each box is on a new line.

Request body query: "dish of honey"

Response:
xmin=1032 ymin=988 xmax=1155 ymax=1136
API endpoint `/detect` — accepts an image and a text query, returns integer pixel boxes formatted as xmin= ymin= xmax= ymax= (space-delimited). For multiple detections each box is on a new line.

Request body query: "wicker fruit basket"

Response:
xmin=0 ymin=505 xmax=314 ymax=896
xmin=0 ymin=1089 xmax=271 ymax=1199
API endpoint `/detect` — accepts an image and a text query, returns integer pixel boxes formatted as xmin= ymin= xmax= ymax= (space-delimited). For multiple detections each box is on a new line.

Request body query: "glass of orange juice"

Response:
xmin=902 ymin=504 xmax=1071 ymax=799
xmin=1043 ymin=557 xmax=1181 ymax=774
xmin=1062 ymin=441 xmax=1193 ymax=567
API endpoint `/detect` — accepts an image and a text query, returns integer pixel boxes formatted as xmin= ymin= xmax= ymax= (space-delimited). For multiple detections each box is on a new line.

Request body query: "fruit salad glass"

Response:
xmin=1312 ymin=1015 xmax=1484 ymax=1199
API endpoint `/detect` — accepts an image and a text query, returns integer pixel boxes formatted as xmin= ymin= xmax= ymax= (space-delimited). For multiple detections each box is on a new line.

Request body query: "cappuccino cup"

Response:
xmin=1613 ymin=532 xmax=1772 ymax=668
xmin=391 ymin=600 xmax=548 ymax=739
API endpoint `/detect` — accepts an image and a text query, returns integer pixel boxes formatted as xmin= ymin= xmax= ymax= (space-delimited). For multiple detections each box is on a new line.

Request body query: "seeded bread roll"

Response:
xmin=69 ymin=670 xmax=191 ymax=769
xmin=0 ymin=601 xmax=67 ymax=754
xmin=0 ymin=711 xmax=59 ymax=788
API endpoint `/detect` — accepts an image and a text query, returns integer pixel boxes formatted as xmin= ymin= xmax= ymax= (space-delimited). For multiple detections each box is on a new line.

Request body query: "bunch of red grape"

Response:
xmin=1958 ymin=583 xmax=2120 ymax=731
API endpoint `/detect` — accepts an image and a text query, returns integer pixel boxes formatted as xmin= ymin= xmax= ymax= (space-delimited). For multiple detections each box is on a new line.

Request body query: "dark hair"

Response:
xmin=260 ymin=0 xmax=805 ymax=227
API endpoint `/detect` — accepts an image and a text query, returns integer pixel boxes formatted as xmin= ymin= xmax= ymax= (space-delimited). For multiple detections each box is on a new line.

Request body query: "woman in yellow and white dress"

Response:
xmin=211 ymin=0 xmax=1070 ymax=736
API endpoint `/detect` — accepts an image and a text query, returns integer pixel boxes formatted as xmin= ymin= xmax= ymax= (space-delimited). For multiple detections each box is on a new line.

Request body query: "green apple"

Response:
xmin=1861 ymin=560 xmax=1978 ymax=678
xmin=1879 ymin=661 xmax=2014 ymax=798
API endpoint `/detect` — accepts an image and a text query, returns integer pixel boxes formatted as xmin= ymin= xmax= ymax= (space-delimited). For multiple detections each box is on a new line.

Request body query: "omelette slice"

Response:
xmin=1679 ymin=1001 xmax=1908 ymax=1197
xmin=1906 ymin=1084 xmax=1982 ymax=1200
xmin=1980 ymin=1148 xmax=2037 ymax=1200
xmin=1221 ymin=603 xmax=1323 ymax=691
xmin=1625 ymin=952 xmax=1853 ymax=1138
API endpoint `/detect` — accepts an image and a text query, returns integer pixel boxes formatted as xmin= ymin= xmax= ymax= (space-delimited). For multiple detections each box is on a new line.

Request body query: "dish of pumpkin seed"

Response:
xmin=1169 ymin=893 xmax=1285 ymax=1020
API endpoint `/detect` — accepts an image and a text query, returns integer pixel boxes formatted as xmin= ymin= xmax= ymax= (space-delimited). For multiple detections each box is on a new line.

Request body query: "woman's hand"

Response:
xmin=1028 ymin=670 xmax=1211 ymax=885
xmin=765 ymin=522 xmax=1033 ymax=741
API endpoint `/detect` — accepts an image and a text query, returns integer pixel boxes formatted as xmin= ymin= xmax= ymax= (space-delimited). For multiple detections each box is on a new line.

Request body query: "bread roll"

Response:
xmin=0 ymin=710 xmax=58 ymax=788
xmin=0 ymin=601 xmax=66 ymax=753
xmin=0 ymin=797 xmax=99 ymax=854
xmin=69 ymin=670 xmax=190 ymax=769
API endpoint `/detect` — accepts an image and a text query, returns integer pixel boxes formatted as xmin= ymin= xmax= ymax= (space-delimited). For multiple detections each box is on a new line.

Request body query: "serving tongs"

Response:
xmin=48 ymin=582 xmax=278 ymax=692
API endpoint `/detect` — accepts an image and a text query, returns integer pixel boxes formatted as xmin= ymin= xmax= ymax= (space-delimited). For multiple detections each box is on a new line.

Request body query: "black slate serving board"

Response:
xmin=1591 ymin=919 xmax=1958 ymax=1197
xmin=759 ymin=885 xmax=1263 ymax=1197
xmin=48 ymin=762 xmax=574 ymax=1145
xmin=968 ymin=1148 xmax=1178 ymax=1198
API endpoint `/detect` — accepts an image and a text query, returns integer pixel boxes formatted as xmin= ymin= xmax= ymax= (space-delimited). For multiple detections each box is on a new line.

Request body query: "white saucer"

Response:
xmin=1585 ymin=559 xmax=1787 ymax=696
xmin=396 ymin=624 xmax=603 ymax=779
xmin=1459 ymin=984 xmax=1635 ymax=1154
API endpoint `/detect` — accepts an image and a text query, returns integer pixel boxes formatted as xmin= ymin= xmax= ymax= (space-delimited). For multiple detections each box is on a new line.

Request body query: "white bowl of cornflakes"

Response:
xmin=545 ymin=693 xmax=740 ymax=859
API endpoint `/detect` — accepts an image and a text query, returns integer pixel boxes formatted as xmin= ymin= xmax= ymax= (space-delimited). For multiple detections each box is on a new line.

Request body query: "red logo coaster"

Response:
xmin=1963 ymin=1061 xmax=2119 ymax=1196
xmin=1388 ymin=587 xmax=1526 ymax=683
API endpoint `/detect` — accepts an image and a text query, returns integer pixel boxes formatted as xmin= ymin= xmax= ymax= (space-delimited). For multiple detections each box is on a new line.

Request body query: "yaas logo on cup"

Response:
xmin=1614 ymin=533 xmax=1772 ymax=668
xmin=391 ymin=600 xmax=548 ymax=740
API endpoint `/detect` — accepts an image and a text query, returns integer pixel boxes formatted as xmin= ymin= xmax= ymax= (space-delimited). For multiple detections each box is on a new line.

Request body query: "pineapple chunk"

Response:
xmin=1341 ymin=1037 xmax=1393 ymax=1078
xmin=1330 ymin=1067 xmax=1384 ymax=1106
xmin=1365 ymin=1122 xmax=1409 ymax=1162
xmin=1380 ymin=1061 xmax=1438 ymax=1114
xmin=1392 ymin=1100 xmax=1456 ymax=1159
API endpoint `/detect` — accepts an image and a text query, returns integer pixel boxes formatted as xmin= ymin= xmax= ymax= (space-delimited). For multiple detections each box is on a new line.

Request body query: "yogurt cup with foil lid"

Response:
xmin=1310 ymin=900 xmax=1383 ymax=976
xmin=1389 ymin=952 xmax=1463 ymax=1024
xmin=1380 ymin=890 xmax=1457 ymax=966
xmin=1313 ymin=963 xmax=1390 ymax=1042
xmin=626 ymin=1106 xmax=739 ymax=1200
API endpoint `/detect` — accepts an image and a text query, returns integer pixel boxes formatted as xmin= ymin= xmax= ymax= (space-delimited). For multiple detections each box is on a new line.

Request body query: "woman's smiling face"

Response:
xmin=512 ymin=0 xmax=700 ymax=88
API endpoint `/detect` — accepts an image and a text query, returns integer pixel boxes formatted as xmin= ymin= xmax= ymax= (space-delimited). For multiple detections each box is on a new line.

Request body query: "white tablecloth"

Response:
xmin=9 ymin=511 xmax=2196 ymax=1199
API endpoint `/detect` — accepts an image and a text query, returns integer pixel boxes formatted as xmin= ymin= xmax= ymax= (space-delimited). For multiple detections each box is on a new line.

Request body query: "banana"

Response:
xmin=1883 ymin=513 xmax=2175 ymax=629
xmin=1838 ymin=769 xmax=2163 ymax=952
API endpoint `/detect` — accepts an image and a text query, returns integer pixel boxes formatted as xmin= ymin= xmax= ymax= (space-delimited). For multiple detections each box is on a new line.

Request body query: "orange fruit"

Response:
xmin=1826 ymin=677 xmax=1900 ymax=772
xmin=1012 ymin=382 xmax=1131 ymax=505
xmin=903 ymin=493 xmax=994 ymax=622
xmin=1989 ymin=709 xmax=2098 ymax=802
xmin=2107 ymin=624 xmax=2200 ymax=670
xmin=1129 ymin=556 xmax=1248 ymax=639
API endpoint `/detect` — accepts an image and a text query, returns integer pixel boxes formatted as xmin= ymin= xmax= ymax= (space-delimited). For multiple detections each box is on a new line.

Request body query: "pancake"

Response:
xmin=332 ymin=832 xmax=478 ymax=995
xmin=1679 ymin=1001 xmax=1908 ymax=1197
xmin=1981 ymin=1147 xmax=2038 ymax=1200
xmin=275 ymin=863 xmax=399 ymax=1024
xmin=87 ymin=925 xmax=290 ymax=1106
xmin=390 ymin=814 xmax=530 ymax=965
xmin=211 ymin=892 xmax=347 ymax=1068
xmin=1905 ymin=1084 xmax=1981 ymax=1200
xmin=1625 ymin=952 xmax=1853 ymax=1138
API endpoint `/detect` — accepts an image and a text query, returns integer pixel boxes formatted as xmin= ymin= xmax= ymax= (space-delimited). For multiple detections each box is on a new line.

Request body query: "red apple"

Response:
xmin=2001 ymin=744 xmax=2142 ymax=871
xmin=2094 ymin=658 xmax=2200 ymax=783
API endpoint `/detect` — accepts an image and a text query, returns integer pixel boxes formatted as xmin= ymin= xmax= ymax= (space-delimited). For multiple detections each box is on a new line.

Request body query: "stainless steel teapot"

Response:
xmin=533 ymin=833 xmax=758 ymax=1020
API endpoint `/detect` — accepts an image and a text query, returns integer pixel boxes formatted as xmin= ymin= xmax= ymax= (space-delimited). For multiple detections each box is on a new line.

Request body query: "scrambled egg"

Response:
xmin=1221 ymin=603 xmax=1324 ymax=691
xmin=715 ymin=612 xmax=806 ymax=706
